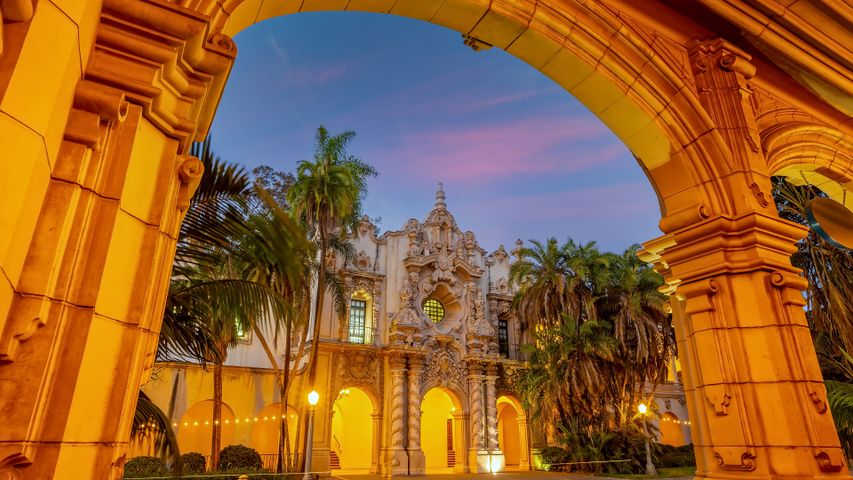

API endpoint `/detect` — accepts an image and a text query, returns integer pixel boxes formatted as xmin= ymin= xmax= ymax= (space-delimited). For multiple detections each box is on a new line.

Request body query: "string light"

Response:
xmin=172 ymin=413 xmax=301 ymax=428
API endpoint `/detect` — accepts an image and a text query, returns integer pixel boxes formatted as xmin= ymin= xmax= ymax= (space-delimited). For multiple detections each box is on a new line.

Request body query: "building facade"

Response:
xmin=140 ymin=185 xmax=690 ymax=474
xmin=143 ymin=186 xmax=534 ymax=474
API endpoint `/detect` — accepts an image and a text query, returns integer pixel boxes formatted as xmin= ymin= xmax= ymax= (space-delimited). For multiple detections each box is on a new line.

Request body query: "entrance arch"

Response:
xmin=177 ymin=400 xmax=236 ymax=457
xmin=659 ymin=412 xmax=686 ymax=447
xmin=496 ymin=395 xmax=529 ymax=470
xmin=249 ymin=403 xmax=299 ymax=460
xmin=421 ymin=387 xmax=463 ymax=473
xmin=330 ymin=387 xmax=376 ymax=473
xmin=0 ymin=0 xmax=851 ymax=479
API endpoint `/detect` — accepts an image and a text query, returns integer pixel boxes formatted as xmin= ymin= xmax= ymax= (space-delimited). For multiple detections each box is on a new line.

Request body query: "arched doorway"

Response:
xmin=497 ymin=395 xmax=529 ymax=470
xmin=659 ymin=412 xmax=686 ymax=447
xmin=330 ymin=387 xmax=375 ymax=473
xmin=176 ymin=400 xmax=236 ymax=457
xmin=421 ymin=387 xmax=463 ymax=473
xmin=250 ymin=403 xmax=299 ymax=469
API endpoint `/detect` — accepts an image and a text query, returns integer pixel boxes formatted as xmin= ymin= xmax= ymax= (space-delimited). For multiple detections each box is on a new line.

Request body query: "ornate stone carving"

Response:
xmin=714 ymin=448 xmax=756 ymax=471
xmin=407 ymin=355 xmax=424 ymax=450
xmin=388 ymin=353 xmax=407 ymax=448
xmin=333 ymin=350 xmax=381 ymax=396
xmin=424 ymin=342 xmax=468 ymax=390
xmin=484 ymin=363 xmax=499 ymax=450
xmin=355 ymin=251 xmax=371 ymax=271
xmin=468 ymin=361 xmax=485 ymax=450
xmin=177 ymin=155 xmax=204 ymax=211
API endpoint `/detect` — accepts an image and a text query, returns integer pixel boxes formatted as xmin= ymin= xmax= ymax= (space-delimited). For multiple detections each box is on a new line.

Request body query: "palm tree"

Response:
xmin=509 ymin=238 xmax=574 ymax=330
xmin=287 ymin=126 xmax=376 ymax=388
xmin=598 ymin=245 xmax=672 ymax=428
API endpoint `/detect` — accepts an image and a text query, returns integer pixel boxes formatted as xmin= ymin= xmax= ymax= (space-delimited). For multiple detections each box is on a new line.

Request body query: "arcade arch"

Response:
xmin=330 ymin=387 xmax=377 ymax=473
xmin=659 ymin=412 xmax=687 ymax=447
xmin=177 ymin=400 xmax=237 ymax=457
xmin=421 ymin=387 xmax=464 ymax=473
xmin=250 ymin=403 xmax=299 ymax=457
xmin=496 ymin=395 xmax=529 ymax=470
xmin=0 ymin=1 xmax=850 ymax=479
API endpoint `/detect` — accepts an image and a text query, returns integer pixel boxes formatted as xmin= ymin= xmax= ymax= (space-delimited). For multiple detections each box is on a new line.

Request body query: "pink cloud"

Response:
xmin=386 ymin=116 xmax=620 ymax=182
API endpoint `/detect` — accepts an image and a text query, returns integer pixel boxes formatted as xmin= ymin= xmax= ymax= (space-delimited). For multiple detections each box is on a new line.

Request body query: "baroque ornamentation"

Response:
xmin=424 ymin=343 xmax=468 ymax=391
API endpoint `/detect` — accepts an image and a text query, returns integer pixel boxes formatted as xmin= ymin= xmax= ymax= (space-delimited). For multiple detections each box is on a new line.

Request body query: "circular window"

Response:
xmin=422 ymin=298 xmax=445 ymax=324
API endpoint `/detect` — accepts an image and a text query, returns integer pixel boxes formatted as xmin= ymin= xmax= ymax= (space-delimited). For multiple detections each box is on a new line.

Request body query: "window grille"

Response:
xmin=349 ymin=299 xmax=367 ymax=343
xmin=422 ymin=298 xmax=445 ymax=323
xmin=498 ymin=319 xmax=509 ymax=357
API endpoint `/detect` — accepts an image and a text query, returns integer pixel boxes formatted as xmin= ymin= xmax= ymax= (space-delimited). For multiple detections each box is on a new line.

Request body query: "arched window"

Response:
xmin=423 ymin=299 xmax=445 ymax=324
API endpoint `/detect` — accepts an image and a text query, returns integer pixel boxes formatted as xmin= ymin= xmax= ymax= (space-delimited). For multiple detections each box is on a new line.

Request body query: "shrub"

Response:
xmin=180 ymin=452 xmax=206 ymax=474
xmin=218 ymin=444 xmax=263 ymax=472
xmin=539 ymin=446 xmax=571 ymax=471
xmin=659 ymin=444 xmax=696 ymax=467
xmin=123 ymin=456 xmax=167 ymax=478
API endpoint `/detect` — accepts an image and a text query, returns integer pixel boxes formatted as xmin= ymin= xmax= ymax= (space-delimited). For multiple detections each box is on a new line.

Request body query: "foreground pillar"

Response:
xmin=0 ymin=1 xmax=235 ymax=478
xmin=641 ymin=38 xmax=848 ymax=479
xmin=646 ymin=213 xmax=846 ymax=477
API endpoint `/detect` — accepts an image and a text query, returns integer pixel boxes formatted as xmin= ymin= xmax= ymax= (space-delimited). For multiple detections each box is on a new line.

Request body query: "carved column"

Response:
xmin=406 ymin=354 xmax=426 ymax=473
xmin=466 ymin=360 xmax=487 ymax=472
xmin=484 ymin=363 xmax=500 ymax=452
xmin=385 ymin=352 xmax=408 ymax=475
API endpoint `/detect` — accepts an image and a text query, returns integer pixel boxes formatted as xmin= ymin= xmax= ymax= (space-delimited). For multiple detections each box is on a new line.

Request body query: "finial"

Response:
xmin=435 ymin=182 xmax=446 ymax=209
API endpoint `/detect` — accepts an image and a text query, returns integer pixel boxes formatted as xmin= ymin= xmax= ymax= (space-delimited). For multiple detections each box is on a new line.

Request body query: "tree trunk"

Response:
xmin=306 ymin=239 xmax=327 ymax=387
xmin=211 ymin=357 xmax=223 ymax=470
xmin=301 ymin=239 xmax=327 ymax=471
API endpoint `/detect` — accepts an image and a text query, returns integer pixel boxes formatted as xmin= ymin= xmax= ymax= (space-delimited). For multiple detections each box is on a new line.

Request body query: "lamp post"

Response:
xmin=303 ymin=390 xmax=320 ymax=480
xmin=638 ymin=403 xmax=657 ymax=476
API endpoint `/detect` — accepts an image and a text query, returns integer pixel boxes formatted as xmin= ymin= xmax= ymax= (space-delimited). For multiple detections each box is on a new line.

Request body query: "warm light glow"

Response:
xmin=308 ymin=390 xmax=320 ymax=406
xmin=638 ymin=403 xmax=648 ymax=414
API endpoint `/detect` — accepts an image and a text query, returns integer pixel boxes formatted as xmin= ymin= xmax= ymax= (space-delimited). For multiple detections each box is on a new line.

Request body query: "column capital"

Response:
xmin=644 ymin=212 xmax=807 ymax=288
xmin=688 ymin=38 xmax=756 ymax=79
xmin=388 ymin=351 xmax=408 ymax=370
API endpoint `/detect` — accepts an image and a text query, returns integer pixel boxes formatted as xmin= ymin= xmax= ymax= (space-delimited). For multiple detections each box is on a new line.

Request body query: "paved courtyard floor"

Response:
xmin=331 ymin=473 xmax=693 ymax=480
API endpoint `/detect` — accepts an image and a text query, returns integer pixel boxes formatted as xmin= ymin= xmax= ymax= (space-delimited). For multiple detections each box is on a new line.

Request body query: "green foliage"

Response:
xmin=772 ymin=177 xmax=853 ymax=456
xmin=123 ymin=456 xmax=167 ymax=478
xmin=514 ymin=239 xmax=673 ymax=447
xmin=218 ymin=445 xmax=263 ymax=472
xmin=179 ymin=452 xmax=206 ymax=474
xmin=657 ymin=444 xmax=695 ymax=468
xmin=538 ymin=428 xmax=660 ymax=474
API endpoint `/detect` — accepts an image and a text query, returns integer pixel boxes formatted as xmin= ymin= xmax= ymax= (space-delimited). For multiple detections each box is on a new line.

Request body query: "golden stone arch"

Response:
xmin=0 ymin=0 xmax=851 ymax=479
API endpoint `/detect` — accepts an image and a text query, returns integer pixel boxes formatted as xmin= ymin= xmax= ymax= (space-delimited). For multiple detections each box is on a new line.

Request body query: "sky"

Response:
xmin=209 ymin=11 xmax=662 ymax=253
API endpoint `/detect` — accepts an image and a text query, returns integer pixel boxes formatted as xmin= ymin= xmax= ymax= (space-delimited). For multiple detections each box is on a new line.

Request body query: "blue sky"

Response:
xmin=209 ymin=11 xmax=662 ymax=253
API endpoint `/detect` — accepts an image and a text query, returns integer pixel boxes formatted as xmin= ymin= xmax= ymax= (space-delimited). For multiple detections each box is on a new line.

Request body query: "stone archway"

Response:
xmin=176 ymin=400 xmax=237 ymax=458
xmin=420 ymin=387 xmax=464 ymax=474
xmin=329 ymin=387 xmax=377 ymax=474
xmin=496 ymin=395 xmax=530 ymax=471
xmin=0 ymin=1 xmax=851 ymax=479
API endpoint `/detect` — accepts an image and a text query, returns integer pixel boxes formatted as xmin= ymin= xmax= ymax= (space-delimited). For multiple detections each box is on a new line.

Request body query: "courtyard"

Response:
xmin=1 ymin=1 xmax=852 ymax=479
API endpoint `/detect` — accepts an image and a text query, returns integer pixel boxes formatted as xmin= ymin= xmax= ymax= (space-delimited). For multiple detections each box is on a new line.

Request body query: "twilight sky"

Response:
xmin=209 ymin=11 xmax=662 ymax=253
